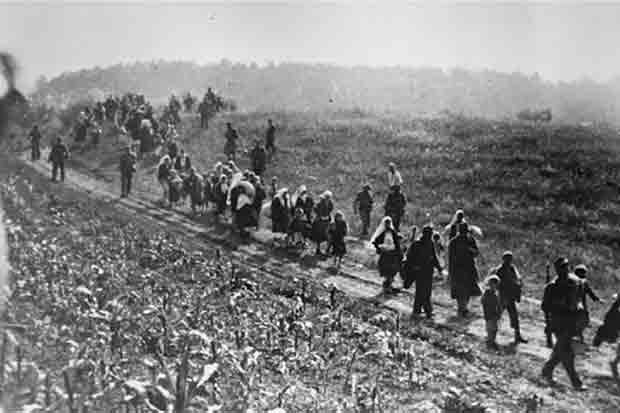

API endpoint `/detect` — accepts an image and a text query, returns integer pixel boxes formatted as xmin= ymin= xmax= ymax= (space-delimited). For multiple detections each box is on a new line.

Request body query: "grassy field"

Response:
xmin=120 ymin=111 xmax=620 ymax=305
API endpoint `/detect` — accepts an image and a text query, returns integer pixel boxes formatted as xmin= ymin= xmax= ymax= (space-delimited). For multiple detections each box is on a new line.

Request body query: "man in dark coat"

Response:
xmin=49 ymin=137 xmax=69 ymax=182
xmin=250 ymin=140 xmax=267 ymax=177
xmin=448 ymin=222 xmax=481 ymax=317
xmin=406 ymin=225 xmax=442 ymax=318
xmin=198 ymin=99 xmax=210 ymax=129
xmin=353 ymin=183 xmax=373 ymax=236
xmin=29 ymin=125 xmax=41 ymax=161
xmin=541 ymin=257 xmax=587 ymax=391
xmin=491 ymin=251 xmax=528 ymax=344
xmin=119 ymin=145 xmax=137 ymax=197
xmin=265 ymin=119 xmax=276 ymax=157
xmin=384 ymin=185 xmax=407 ymax=232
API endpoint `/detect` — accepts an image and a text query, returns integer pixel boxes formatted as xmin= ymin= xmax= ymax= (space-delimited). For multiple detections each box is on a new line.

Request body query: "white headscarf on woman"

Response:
xmin=369 ymin=216 xmax=394 ymax=248
xmin=443 ymin=209 xmax=483 ymax=238
xmin=158 ymin=154 xmax=171 ymax=168
xmin=291 ymin=185 xmax=307 ymax=207
xmin=236 ymin=193 xmax=252 ymax=211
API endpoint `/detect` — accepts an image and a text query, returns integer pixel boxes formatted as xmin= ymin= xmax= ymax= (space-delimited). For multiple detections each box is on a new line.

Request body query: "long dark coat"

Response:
xmin=271 ymin=196 xmax=290 ymax=234
xmin=448 ymin=233 xmax=481 ymax=299
xmin=402 ymin=237 xmax=440 ymax=289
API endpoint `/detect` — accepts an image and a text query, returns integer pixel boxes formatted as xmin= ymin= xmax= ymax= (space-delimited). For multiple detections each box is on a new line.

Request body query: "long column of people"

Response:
xmin=27 ymin=88 xmax=620 ymax=393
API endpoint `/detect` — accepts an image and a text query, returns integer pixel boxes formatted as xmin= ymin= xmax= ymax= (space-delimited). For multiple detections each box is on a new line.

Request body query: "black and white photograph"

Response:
xmin=1 ymin=2 xmax=620 ymax=411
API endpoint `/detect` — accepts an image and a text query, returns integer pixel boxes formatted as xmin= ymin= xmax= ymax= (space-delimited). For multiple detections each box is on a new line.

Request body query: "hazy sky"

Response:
xmin=2 ymin=2 xmax=620 ymax=91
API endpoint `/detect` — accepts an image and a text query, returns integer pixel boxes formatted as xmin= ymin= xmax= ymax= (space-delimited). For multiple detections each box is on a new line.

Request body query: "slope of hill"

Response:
xmin=31 ymin=61 xmax=620 ymax=124
xmin=5 ymin=113 xmax=620 ymax=412
xmin=148 ymin=112 xmax=620 ymax=298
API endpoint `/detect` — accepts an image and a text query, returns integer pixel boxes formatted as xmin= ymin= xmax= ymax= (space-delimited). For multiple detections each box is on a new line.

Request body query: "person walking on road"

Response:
xmin=29 ymin=125 xmax=41 ymax=161
xmin=491 ymin=251 xmax=528 ymax=344
xmin=448 ymin=222 xmax=481 ymax=317
xmin=482 ymin=275 xmax=502 ymax=350
xmin=370 ymin=216 xmax=402 ymax=294
xmin=353 ymin=183 xmax=373 ymax=237
xmin=405 ymin=225 xmax=442 ymax=318
xmin=541 ymin=257 xmax=587 ymax=391
xmin=49 ymin=137 xmax=69 ymax=182
xmin=119 ymin=145 xmax=137 ymax=198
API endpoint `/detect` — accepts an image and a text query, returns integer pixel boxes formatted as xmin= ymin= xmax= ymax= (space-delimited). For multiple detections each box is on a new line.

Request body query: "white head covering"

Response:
xmin=444 ymin=209 xmax=465 ymax=236
xmin=236 ymin=193 xmax=252 ymax=211
xmin=369 ymin=216 xmax=393 ymax=246
xmin=275 ymin=187 xmax=289 ymax=202
xmin=291 ymin=185 xmax=307 ymax=206
xmin=158 ymin=155 xmax=171 ymax=167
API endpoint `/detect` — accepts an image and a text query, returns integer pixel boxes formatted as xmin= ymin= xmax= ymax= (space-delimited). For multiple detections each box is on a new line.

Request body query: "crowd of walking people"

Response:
xmin=25 ymin=87 xmax=620 ymax=392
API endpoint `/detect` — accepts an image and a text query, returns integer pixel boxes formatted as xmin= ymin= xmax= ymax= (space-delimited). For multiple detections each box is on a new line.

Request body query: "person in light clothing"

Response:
xmin=370 ymin=216 xmax=402 ymax=293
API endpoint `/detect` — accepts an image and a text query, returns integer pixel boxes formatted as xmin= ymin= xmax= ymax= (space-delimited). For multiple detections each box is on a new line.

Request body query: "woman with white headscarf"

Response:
xmin=291 ymin=185 xmax=314 ymax=222
xmin=370 ymin=216 xmax=402 ymax=293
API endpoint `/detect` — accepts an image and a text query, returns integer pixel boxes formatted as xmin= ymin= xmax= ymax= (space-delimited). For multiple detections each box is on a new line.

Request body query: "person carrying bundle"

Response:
xmin=230 ymin=178 xmax=257 ymax=238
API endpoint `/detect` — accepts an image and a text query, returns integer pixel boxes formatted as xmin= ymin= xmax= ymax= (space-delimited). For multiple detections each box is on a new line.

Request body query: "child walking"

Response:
xmin=482 ymin=275 xmax=502 ymax=350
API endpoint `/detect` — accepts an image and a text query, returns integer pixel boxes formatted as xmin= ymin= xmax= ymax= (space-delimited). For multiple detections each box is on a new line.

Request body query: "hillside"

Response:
xmin=31 ymin=61 xmax=620 ymax=124
xmin=4 ymin=97 xmax=620 ymax=411
xmin=107 ymin=111 xmax=617 ymax=302
xmin=4 ymin=112 xmax=620 ymax=412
